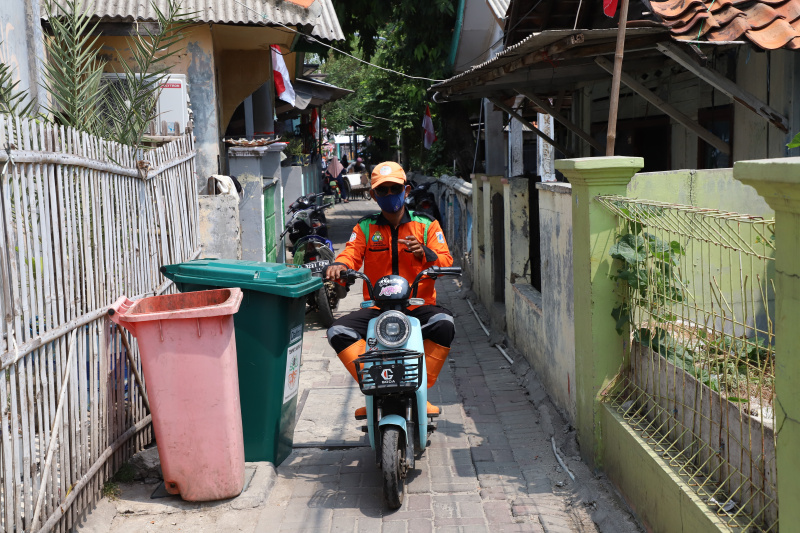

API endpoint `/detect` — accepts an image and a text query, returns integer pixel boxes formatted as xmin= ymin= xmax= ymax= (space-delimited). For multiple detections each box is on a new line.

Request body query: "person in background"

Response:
xmin=347 ymin=157 xmax=366 ymax=174
xmin=324 ymin=156 xmax=348 ymax=203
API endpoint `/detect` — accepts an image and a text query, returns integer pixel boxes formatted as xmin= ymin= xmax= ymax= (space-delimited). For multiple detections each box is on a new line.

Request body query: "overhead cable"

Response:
xmin=231 ymin=0 xmax=445 ymax=83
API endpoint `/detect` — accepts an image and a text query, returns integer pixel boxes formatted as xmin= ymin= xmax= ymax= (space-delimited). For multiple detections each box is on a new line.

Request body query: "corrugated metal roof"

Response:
xmin=431 ymin=26 xmax=669 ymax=93
xmin=650 ymin=0 xmax=800 ymax=49
xmin=486 ymin=0 xmax=510 ymax=21
xmin=84 ymin=0 xmax=344 ymax=41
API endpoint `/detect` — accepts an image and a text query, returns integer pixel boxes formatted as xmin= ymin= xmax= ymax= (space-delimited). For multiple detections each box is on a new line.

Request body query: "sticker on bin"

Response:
xmin=283 ymin=342 xmax=302 ymax=403
xmin=289 ymin=324 xmax=303 ymax=345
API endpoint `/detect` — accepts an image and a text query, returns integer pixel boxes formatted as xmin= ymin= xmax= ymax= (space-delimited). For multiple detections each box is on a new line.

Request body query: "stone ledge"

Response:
xmin=535 ymin=182 xmax=572 ymax=195
xmin=601 ymin=405 xmax=731 ymax=533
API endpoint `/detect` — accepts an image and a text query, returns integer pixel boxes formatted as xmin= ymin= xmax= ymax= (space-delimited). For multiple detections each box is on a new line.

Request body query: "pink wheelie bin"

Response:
xmin=108 ymin=288 xmax=245 ymax=501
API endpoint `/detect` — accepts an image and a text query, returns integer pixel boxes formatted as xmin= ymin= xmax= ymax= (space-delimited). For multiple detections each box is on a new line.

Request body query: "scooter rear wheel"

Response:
xmin=381 ymin=427 xmax=405 ymax=509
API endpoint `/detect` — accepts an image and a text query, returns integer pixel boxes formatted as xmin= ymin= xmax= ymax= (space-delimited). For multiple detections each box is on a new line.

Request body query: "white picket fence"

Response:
xmin=0 ymin=115 xmax=199 ymax=532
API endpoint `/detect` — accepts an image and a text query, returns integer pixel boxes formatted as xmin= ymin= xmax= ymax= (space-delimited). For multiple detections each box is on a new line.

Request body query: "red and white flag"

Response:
xmin=422 ymin=104 xmax=436 ymax=149
xmin=271 ymin=45 xmax=296 ymax=107
xmin=603 ymin=0 xmax=619 ymax=17
xmin=309 ymin=108 xmax=319 ymax=137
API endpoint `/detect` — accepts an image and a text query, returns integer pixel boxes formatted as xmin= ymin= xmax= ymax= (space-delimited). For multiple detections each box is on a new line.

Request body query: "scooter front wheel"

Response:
xmin=315 ymin=285 xmax=334 ymax=327
xmin=381 ymin=427 xmax=405 ymax=509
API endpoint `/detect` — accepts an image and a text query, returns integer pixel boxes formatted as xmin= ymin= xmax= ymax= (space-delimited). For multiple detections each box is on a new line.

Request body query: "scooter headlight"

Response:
xmin=375 ymin=311 xmax=411 ymax=348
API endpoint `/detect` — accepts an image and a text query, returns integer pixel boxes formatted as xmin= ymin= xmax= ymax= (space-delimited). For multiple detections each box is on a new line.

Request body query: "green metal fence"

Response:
xmin=598 ymin=195 xmax=777 ymax=532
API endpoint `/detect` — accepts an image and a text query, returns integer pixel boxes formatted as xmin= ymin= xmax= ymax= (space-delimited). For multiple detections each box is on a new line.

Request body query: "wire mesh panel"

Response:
xmin=597 ymin=195 xmax=777 ymax=532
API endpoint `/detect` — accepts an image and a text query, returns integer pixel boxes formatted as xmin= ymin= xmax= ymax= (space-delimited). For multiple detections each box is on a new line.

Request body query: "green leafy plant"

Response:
xmin=0 ymin=51 xmax=36 ymax=117
xmin=609 ymin=230 xmax=686 ymax=334
xmin=610 ymin=211 xmax=773 ymax=398
xmin=41 ymin=0 xmax=107 ymax=136
xmin=638 ymin=327 xmax=719 ymax=391
xmin=40 ymin=0 xmax=194 ymax=150
xmin=788 ymin=132 xmax=800 ymax=149
xmin=102 ymin=0 xmax=195 ymax=151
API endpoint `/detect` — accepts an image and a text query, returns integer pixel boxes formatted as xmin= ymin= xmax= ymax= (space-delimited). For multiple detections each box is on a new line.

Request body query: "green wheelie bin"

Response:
xmin=160 ymin=259 xmax=323 ymax=465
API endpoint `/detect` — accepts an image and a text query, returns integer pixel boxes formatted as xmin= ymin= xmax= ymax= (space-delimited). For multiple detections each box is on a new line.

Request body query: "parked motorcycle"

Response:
xmin=342 ymin=265 xmax=462 ymax=508
xmin=280 ymin=204 xmax=344 ymax=327
xmin=287 ymin=192 xmax=325 ymax=218
xmin=283 ymin=200 xmax=330 ymax=246
xmin=405 ymin=181 xmax=442 ymax=224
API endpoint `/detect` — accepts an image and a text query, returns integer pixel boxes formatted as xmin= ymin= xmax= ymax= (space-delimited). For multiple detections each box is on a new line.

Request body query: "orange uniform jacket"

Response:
xmin=334 ymin=210 xmax=453 ymax=306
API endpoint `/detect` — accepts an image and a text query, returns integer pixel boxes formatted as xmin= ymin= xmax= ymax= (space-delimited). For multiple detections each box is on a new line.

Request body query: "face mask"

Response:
xmin=376 ymin=190 xmax=405 ymax=213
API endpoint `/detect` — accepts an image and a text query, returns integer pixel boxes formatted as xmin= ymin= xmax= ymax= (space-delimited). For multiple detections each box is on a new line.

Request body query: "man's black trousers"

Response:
xmin=326 ymin=305 xmax=455 ymax=353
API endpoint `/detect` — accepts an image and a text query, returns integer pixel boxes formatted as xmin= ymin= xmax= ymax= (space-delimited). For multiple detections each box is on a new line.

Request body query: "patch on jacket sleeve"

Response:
xmin=436 ymin=231 xmax=445 ymax=243
xmin=348 ymin=232 xmax=357 ymax=242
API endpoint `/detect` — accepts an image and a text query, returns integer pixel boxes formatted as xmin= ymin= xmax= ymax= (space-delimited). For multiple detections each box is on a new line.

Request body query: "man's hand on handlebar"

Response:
xmin=324 ymin=264 xmax=348 ymax=280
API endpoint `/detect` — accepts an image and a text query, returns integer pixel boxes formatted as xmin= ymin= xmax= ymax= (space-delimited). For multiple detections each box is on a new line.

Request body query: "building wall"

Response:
xmin=506 ymin=182 xmax=576 ymax=421
xmin=0 ymin=0 xmax=46 ymax=110
xmin=584 ymin=48 xmax=797 ymax=169
xmin=628 ymin=167 xmax=773 ymax=217
xmin=98 ymin=25 xmax=221 ymax=188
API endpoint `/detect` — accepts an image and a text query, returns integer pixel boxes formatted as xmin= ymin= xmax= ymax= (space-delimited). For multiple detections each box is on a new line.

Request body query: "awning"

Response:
xmin=430 ymin=27 xmax=670 ymax=102
xmin=275 ymin=77 xmax=354 ymax=117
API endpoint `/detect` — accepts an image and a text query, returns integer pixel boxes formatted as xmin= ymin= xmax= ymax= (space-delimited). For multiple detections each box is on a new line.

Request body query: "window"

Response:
xmin=592 ymin=116 xmax=672 ymax=172
xmin=697 ymin=105 xmax=733 ymax=169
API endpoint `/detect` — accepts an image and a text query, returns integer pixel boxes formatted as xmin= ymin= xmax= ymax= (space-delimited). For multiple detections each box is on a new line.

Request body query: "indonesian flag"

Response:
xmin=271 ymin=45 xmax=296 ymax=107
xmin=310 ymin=108 xmax=319 ymax=137
xmin=603 ymin=0 xmax=619 ymax=17
xmin=422 ymin=104 xmax=436 ymax=149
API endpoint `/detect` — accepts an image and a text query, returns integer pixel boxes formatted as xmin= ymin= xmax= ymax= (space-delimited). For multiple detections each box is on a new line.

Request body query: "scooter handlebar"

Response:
xmin=343 ymin=269 xmax=374 ymax=300
xmin=410 ymin=266 xmax=462 ymax=297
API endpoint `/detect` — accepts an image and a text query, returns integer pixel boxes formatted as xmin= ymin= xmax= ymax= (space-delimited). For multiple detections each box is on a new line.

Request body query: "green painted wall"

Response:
xmin=602 ymin=406 xmax=732 ymax=533
xmin=628 ymin=168 xmax=773 ymax=217
xmin=734 ymin=157 xmax=800 ymax=530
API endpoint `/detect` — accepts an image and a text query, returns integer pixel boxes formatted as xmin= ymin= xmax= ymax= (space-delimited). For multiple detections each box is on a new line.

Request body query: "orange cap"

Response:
xmin=371 ymin=161 xmax=406 ymax=189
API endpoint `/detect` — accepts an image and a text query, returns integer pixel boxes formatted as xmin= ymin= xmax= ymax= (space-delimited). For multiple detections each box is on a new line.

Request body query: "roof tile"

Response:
xmin=651 ymin=0 xmax=800 ymax=48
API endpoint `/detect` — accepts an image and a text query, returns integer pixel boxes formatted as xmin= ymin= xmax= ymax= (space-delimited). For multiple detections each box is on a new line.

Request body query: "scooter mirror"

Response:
xmin=360 ymin=300 xmax=375 ymax=308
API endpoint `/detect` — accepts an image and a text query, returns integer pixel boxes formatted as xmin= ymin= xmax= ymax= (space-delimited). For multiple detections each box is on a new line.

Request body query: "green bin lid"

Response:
xmin=160 ymin=259 xmax=323 ymax=298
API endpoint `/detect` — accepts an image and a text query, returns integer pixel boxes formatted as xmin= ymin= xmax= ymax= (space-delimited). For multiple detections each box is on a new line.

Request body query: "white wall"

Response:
xmin=0 ymin=0 xmax=46 ymax=111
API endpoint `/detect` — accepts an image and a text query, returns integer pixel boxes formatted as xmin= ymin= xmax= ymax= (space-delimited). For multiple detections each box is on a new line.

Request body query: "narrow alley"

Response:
xmin=81 ymin=200 xmax=643 ymax=533
xmin=255 ymin=201 xmax=642 ymax=533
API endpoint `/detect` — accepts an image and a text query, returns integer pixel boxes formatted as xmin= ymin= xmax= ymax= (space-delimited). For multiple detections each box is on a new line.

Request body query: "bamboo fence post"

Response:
xmin=30 ymin=330 xmax=78 ymax=530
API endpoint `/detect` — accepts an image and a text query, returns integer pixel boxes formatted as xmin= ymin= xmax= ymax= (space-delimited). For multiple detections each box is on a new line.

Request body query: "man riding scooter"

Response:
xmin=325 ymin=161 xmax=454 ymax=418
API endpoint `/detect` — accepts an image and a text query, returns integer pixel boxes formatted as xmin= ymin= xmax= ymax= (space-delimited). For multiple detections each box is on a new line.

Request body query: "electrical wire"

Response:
xmin=231 ymin=0 xmax=445 ymax=83
xmin=359 ymin=111 xmax=395 ymax=122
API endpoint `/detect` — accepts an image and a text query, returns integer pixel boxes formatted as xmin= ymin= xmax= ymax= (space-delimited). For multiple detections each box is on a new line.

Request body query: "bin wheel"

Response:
xmin=381 ymin=427 xmax=405 ymax=509
xmin=316 ymin=286 xmax=334 ymax=327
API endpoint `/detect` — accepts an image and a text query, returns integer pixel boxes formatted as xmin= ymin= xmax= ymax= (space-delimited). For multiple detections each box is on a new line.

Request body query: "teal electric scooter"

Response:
xmin=343 ymin=266 xmax=462 ymax=509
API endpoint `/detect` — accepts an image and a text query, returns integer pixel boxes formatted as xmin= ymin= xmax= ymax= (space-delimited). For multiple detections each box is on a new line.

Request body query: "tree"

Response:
xmin=40 ymin=0 xmax=194 ymax=151
xmin=326 ymin=0 xmax=477 ymax=177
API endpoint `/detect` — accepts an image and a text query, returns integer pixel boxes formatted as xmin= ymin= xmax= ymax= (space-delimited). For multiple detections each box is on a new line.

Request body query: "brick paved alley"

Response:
xmin=253 ymin=200 xmax=643 ymax=533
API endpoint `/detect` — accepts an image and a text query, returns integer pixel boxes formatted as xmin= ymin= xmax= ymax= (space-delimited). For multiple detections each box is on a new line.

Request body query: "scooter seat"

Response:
xmin=354 ymin=402 xmax=441 ymax=420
